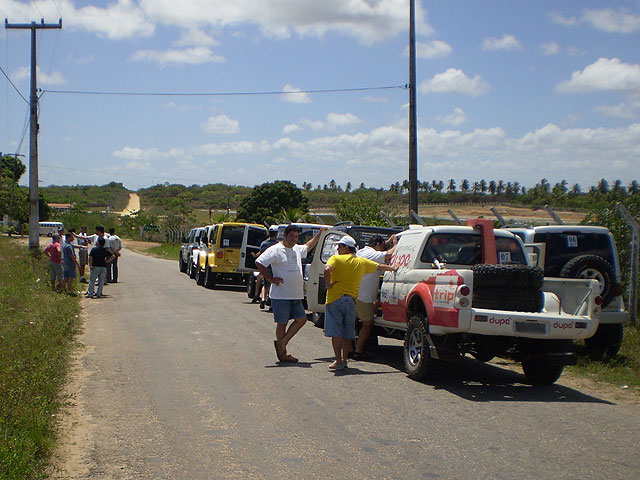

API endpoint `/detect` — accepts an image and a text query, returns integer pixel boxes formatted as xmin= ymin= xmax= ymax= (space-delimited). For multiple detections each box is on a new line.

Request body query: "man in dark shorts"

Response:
xmin=86 ymin=237 xmax=115 ymax=299
xmin=62 ymin=233 xmax=80 ymax=294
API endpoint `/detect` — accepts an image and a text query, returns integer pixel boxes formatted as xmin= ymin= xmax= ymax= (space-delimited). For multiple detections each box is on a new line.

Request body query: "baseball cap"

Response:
xmin=269 ymin=225 xmax=279 ymax=232
xmin=337 ymin=236 xmax=357 ymax=249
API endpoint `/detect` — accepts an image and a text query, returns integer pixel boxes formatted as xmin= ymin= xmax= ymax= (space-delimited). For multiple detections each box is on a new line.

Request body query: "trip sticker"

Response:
xmin=223 ymin=239 xmax=230 ymax=247
xmin=499 ymin=251 xmax=511 ymax=264
xmin=433 ymin=275 xmax=457 ymax=308
xmin=566 ymin=235 xmax=578 ymax=248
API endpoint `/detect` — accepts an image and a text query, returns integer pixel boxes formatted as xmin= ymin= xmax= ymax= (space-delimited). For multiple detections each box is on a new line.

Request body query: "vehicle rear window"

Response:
xmin=420 ymin=233 xmax=527 ymax=265
xmin=220 ymin=226 xmax=244 ymax=248
xmin=533 ymin=231 xmax=613 ymax=276
xmin=247 ymin=227 xmax=266 ymax=247
xmin=338 ymin=226 xmax=400 ymax=248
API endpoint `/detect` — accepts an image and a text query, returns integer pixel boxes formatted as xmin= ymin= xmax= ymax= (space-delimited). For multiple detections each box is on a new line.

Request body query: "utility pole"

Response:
xmin=408 ymin=0 xmax=418 ymax=218
xmin=5 ymin=18 xmax=62 ymax=253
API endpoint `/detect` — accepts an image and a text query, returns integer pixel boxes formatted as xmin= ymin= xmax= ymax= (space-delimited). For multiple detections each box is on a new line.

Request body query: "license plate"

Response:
xmin=515 ymin=321 xmax=547 ymax=335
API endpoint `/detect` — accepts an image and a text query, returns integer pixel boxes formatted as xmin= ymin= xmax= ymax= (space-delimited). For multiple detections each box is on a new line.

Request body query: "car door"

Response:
xmin=239 ymin=225 xmax=267 ymax=272
xmin=306 ymin=229 xmax=348 ymax=313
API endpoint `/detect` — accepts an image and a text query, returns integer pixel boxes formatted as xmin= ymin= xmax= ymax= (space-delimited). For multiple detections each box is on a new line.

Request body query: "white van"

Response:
xmin=38 ymin=221 xmax=64 ymax=237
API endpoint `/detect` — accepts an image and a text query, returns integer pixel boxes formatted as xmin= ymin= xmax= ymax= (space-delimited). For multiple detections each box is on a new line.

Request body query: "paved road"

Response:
xmin=58 ymin=248 xmax=640 ymax=479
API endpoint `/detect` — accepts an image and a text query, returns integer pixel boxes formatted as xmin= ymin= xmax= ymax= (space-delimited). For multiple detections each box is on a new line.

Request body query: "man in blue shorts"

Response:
xmin=62 ymin=233 xmax=81 ymax=294
xmin=256 ymin=224 xmax=326 ymax=363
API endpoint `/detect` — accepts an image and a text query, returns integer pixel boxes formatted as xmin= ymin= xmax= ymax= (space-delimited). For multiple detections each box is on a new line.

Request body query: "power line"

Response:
xmin=0 ymin=63 xmax=29 ymax=104
xmin=42 ymin=84 xmax=407 ymax=97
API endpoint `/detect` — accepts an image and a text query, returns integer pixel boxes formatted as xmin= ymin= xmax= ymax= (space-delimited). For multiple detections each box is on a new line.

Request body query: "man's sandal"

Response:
xmin=285 ymin=354 xmax=298 ymax=363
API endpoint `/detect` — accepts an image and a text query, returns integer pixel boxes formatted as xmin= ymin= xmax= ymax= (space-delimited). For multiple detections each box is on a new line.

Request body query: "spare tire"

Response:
xmin=473 ymin=287 xmax=544 ymax=313
xmin=473 ymin=264 xmax=544 ymax=289
xmin=559 ymin=255 xmax=615 ymax=307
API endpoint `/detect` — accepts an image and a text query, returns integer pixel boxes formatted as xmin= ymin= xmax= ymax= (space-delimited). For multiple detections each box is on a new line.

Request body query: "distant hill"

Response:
xmin=41 ymin=182 xmax=131 ymax=212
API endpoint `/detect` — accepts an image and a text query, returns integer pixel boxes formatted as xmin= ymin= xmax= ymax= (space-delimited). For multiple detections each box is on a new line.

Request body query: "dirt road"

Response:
xmin=54 ymin=249 xmax=640 ymax=479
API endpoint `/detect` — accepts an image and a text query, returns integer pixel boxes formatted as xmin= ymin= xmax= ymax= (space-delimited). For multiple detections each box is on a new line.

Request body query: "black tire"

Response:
xmin=521 ymin=340 xmax=571 ymax=385
xmin=247 ymin=275 xmax=256 ymax=299
xmin=195 ymin=265 xmax=205 ymax=286
xmin=179 ymin=254 xmax=187 ymax=273
xmin=559 ymin=255 xmax=615 ymax=307
xmin=188 ymin=258 xmax=196 ymax=279
xmin=585 ymin=324 xmax=624 ymax=359
xmin=205 ymin=266 xmax=217 ymax=289
xmin=473 ymin=287 xmax=543 ymax=312
xmin=403 ymin=313 xmax=436 ymax=380
xmin=473 ymin=264 xmax=544 ymax=289
xmin=311 ymin=312 xmax=325 ymax=329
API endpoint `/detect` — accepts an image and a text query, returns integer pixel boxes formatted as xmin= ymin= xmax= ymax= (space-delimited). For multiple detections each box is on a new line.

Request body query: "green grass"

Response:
xmin=0 ymin=236 xmax=81 ymax=480
xmin=145 ymin=243 xmax=181 ymax=261
xmin=567 ymin=325 xmax=640 ymax=388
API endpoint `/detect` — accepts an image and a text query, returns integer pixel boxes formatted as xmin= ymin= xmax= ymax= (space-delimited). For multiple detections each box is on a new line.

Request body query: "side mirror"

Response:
xmin=181 ymin=236 xmax=187 ymax=243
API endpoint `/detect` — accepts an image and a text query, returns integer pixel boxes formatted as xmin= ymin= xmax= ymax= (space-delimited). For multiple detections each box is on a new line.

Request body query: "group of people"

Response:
xmin=43 ymin=225 xmax=123 ymax=299
xmin=255 ymin=224 xmax=398 ymax=370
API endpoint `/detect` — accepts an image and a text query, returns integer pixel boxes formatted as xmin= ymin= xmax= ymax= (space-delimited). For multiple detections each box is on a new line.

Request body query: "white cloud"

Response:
xmin=72 ymin=0 xmax=156 ymax=40
xmin=174 ymin=28 xmax=219 ymax=47
xmin=282 ymin=84 xmax=312 ymax=104
xmin=113 ymin=146 xmax=188 ymax=160
xmin=406 ymin=40 xmax=452 ymax=59
xmin=593 ymin=103 xmax=636 ymax=119
xmin=540 ymin=42 xmax=560 ymax=55
xmin=439 ymin=107 xmax=468 ymax=126
xmin=283 ymin=123 xmax=302 ymax=134
xmin=582 ymin=8 xmax=640 ymax=34
xmin=419 ymin=68 xmax=490 ymax=96
xmin=556 ymin=58 xmax=640 ymax=93
xmin=550 ymin=12 xmax=578 ymax=26
xmin=481 ymin=34 xmax=522 ymax=52
xmin=11 ymin=66 xmax=66 ymax=86
xmin=300 ymin=118 xmax=325 ymax=130
xmin=130 ymin=46 xmax=225 ymax=65
xmin=326 ymin=113 xmax=360 ymax=129
xmin=201 ymin=114 xmax=239 ymax=134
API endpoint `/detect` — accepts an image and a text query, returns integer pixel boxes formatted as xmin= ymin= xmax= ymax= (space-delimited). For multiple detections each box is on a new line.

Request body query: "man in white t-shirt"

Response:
xmin=352 ymin=234 xmax=398 ymax=360
xmin=107 ymin=227 xmax=123 ymax=283
xmin=256 ymin=224 xmax=326 ymax=363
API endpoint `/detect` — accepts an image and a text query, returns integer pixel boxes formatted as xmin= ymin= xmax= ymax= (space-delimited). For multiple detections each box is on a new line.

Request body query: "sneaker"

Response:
xmin=260 ymin=300 xmax=265 ymax=309
xmin=251 ymin=297 xmax=260 ymax=304
xmin=79 ymin=277 xmax=88 ymax=284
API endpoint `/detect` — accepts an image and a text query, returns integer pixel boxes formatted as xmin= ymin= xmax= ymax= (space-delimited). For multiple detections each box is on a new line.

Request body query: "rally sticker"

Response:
xmin=432 ymin=275 xmax=457 ymax=308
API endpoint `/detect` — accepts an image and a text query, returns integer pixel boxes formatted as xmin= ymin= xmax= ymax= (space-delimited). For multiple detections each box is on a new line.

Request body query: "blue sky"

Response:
xmin=1 ymin=0 xmax=640 ymax=192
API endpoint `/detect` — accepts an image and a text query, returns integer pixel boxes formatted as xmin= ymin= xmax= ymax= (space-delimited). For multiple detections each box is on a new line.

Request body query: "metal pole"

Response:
xmin=617 ymin=203 xmax=639 ymax=326
xmin=408 ymin=0 xmax=418 ymax=217
xmin=490 ymin=207 xmax=507 ymax=227
xmin=448 ymin=209 xmax=463 ymax=225
xmin=544 ymin=204 xmax=564 ymax=225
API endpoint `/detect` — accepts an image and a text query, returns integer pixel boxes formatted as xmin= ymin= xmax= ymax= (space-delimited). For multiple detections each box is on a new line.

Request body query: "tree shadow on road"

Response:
xmin=363 ymin=345 xmax=615 ymax=405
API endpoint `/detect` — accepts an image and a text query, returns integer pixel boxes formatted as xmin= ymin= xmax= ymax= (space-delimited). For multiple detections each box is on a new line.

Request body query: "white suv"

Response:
xmin=506 ymin=225 xmax=628 ymax=357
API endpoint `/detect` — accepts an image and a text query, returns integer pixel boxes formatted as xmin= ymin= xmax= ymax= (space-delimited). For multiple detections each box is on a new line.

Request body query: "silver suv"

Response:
xmin=506 ymin=225 xmax=628 ymax=357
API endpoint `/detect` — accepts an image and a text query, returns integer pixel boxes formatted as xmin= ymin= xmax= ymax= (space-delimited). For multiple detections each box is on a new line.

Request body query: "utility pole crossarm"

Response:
xmin=5 ymin=18 xmax=62 ymax=29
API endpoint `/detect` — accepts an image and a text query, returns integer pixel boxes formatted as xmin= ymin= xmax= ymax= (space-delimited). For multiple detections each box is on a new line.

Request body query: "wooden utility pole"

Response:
xmin=5 ymin=18 xmax=62 ymax=252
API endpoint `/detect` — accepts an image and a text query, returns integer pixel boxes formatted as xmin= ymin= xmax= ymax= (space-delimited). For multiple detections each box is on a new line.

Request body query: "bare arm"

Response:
xmin=376 ymin=263 xmax=398 ymax=272
xmin=324 ymin=264 xmax=335 ymax=288
xmin=305 ymin=227 xmax=329 ymax=251
xmin=256 ymin=262 xmax=283 ymax=286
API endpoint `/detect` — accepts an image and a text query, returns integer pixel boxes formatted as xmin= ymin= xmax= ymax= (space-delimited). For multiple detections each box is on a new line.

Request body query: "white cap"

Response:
xmin=337 ymin=235 xmax=357 ymax=249
xmin=269 ymin=225 xmax=279 ymax=232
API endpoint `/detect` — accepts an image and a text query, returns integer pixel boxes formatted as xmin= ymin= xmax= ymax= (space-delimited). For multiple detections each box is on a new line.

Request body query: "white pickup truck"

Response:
xmin=307 ymin=219 xmax=603 ymax=385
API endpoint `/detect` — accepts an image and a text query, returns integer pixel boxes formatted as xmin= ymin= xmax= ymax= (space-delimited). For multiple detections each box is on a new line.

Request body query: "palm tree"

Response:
xmin=480 ymin=179 xmax=487 ymax=193
xmin=488 ymin=180 xmax=497 ymax=195
xmin=571 ymin=183 xmax=581 ymax=195
xmin=447 ymin=179 xmax=456 ymax=192
xmin=597 ymin=178 xmax=609 ymax=194
xmin=345 ymin=182 xmax=352 ymax=193
xmin=629 ymin=180 xmax=639 ymax=194
xmin=496 ymin=180 xmax=504 ymax=195
xmin=461 ymin=179 xmax=470 ymax=193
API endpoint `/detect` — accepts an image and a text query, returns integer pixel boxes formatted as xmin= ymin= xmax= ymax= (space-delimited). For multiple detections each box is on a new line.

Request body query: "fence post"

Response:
xmin=617 ymin=203 xmax=639 ymax=326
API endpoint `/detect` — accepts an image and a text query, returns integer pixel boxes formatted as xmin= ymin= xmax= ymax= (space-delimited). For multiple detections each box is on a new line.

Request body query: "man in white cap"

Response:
xmin=324 ymin=235 xmax=398 ymax=370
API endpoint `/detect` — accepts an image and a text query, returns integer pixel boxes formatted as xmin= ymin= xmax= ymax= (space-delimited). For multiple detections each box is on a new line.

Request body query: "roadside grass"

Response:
xmin=568 ymin=326 xmax=640 ymax=389
xmin=0 ymin=236 xmax=81 ymax=480
xmin=145 ymin=242 xmax=180 ymax=261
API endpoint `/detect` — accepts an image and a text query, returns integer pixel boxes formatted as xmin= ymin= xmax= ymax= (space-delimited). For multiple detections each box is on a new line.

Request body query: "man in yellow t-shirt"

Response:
xmin=324 ymin=235 xmax=398 ymax=370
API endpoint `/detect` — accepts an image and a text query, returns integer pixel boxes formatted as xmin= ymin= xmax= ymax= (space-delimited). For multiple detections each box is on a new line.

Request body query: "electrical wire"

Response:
xmin=42 ymin=84 xmax=407 ymax=97
xmin=0 ymin=63 xmax=29 ymax=104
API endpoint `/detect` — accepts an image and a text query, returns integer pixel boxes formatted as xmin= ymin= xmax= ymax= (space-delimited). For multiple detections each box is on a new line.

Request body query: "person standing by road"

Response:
xmin=352 ymin=234 xmax=398 ymax=360
xmin=107 ymin=227 xmax=122 ymax=283
xmin=76 ymin=225 xmax=91 ymax=283
xmin=256 ymin=224 xmax=325 ymax=363
xmin=324 ymin=236 xmax=398 ymax=370
xmin=61 ymin=233 xmax=81 ymax=295
xmin=44 ymin=234 xmax=63 ymax=291
xmin=86 ymin=237 xmax=115 ymax=299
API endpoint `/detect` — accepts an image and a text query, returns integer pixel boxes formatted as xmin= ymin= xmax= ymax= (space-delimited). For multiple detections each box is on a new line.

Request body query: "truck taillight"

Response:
xmin=216 ymin=251 xmax=223 ymax=258
xmin=459 ymin=285 xmax=470 ymax=296
xmin=594 ymin=295 xmax=603 ymax=306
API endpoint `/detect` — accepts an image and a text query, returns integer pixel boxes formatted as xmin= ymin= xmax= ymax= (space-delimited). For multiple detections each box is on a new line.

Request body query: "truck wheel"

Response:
xmin=179 ymin=255 xmax=187 ymax=273
xmin=188 ymin=259 xmax=196 ymax=279
xmin=196 ymin=265 xmax=205 ymax=286
xmin=403 ymin=314 xmax=435 ymax=381
xmin=473 ymin=287 xmax=543 ymax=312
xmin=311 ymin=312 xmax=325 ymax=329
xmin=559 ymin=255 xmax=615 ymax=307
xmin=473 ymin=264 xmax=544 ymax=289
xmin=522 ymin=360 xmax=564 ymax=385
xmin=585 ymin=324 xmax=624 ymax=359
xmin=247 ymin=276 xmax=256 ymax=298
